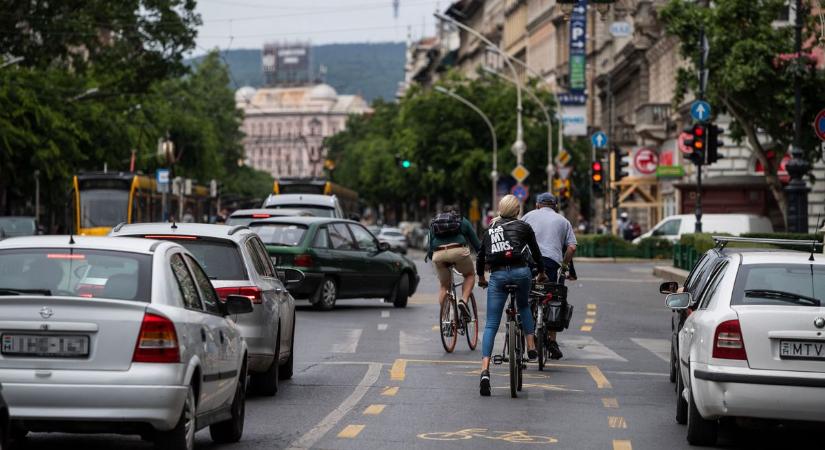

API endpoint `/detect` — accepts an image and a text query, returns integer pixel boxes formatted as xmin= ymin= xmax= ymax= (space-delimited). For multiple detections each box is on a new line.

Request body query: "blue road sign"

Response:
xmin=591 ymin=131 xmax=608 ymax=148
xmin=156 ymin=168 xmax=170 ymax=185
xmin=511 ymin=183 xmax=529 ymax=202
xmin=690 ymin=100 xmax=711 ymax=122
xmin=815 ymin=109 xmax=825 ymax=141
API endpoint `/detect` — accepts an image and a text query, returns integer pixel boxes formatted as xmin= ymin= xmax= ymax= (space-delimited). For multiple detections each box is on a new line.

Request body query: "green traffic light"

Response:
xmin=401 ymin=160 xmax=411 ymax=169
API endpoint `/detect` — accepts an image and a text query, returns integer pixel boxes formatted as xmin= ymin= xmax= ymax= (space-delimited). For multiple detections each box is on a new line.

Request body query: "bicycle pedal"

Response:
xmin=492 ymin=355 xmax=503 ymax=365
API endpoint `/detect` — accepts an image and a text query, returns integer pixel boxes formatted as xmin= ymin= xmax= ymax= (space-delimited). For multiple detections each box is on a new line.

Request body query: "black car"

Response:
xmin=248 ymin=217 xmax=420 ymax=310
xmin=0 ymin=383 xmax=8 ymax=450
xmin=660 ymin=248 xmax=729 ymax=383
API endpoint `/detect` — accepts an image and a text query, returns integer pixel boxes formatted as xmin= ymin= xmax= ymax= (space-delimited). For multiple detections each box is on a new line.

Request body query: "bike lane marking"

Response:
xmin=363 ymin=404 xmax=386 ymax=415
xmin=608 ymin=416 xmax=628 ymax=429
xmin=613 ymin=439 xmax=633 ymax=450
xmin=381 ymin=386 xmax=399 ymax=396
xmin=337 ymin=424 xmax=365 ymax=439
xmin=602 ymin=397 xmax=619 ymax=408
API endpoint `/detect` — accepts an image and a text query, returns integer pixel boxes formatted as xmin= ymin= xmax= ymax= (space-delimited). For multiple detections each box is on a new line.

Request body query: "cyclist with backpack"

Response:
xmin=426 ymin=204 xmax=483 ymax=311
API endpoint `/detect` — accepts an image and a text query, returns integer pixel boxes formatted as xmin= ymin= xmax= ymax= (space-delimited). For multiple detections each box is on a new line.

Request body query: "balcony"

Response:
xmin=635 ymin=103 xmax=672 ymax=140
xmin=613 ymin=123 xmax=637 ymax=145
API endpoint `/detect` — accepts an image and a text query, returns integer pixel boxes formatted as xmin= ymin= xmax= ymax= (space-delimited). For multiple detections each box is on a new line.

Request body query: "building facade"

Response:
xmin=235 ymin=84 xmax=370 ymax=179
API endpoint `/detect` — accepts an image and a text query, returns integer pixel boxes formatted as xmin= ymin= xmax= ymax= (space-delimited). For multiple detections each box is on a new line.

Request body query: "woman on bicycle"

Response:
xmin=476 ymin=195 xmax=547 ymax=396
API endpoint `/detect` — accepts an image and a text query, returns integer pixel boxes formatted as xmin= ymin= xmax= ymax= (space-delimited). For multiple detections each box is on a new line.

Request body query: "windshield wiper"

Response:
xmin=0 ymin=288 xmax=52 ymax=296
xmin=745 ymin=289 xmax=821 ymax=306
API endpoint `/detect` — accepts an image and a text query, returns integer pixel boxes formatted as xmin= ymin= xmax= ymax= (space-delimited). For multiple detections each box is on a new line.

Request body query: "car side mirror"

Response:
xmin=224 ymin=295 xmax=254 ymax=315
xmin=659 ymin=281 xmax=679 ymax=294
xmin=277 ymin=268 xmax=305 ymax=288
xmin=378 ymin=241 xmax=391 ymax=252
xmin=665 ymin=292 xmax=692 ymax=310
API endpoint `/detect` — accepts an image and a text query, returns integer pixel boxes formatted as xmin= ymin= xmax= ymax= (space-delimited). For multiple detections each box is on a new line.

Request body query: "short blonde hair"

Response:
xmin=498 ymin=194 xmax=520 ymax=219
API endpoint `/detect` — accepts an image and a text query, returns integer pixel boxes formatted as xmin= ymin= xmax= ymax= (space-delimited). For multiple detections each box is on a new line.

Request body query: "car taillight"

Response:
xmin=215 ymin=286 xmax=262 ymax=304
xmin=133 ymin=313 xmax=180 ymax=363
xmin=713 ymin=319 xmax=747 ymax=360
xmin=294 ymin=254 xmax=313 ymax=268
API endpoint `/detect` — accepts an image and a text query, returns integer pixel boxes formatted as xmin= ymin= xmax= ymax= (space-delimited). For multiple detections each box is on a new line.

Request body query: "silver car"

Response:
xmin=110 ymin=223 xmax=297 ymax=396
xmin=226 ymin=208 xmax=312 ymax=227
xmin=377 ymin=227 xmax=409 ymax=254
xmin=0 ymin=236 xmax=253 ymax=450
xmin=262 ymin=193 xmax=344 ymax=218
xmin=0 ymin=383 xmax=7 ymax=450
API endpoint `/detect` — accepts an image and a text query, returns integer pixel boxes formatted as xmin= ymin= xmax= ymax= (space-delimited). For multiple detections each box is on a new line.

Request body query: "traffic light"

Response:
xmin=706 ymin=123 xmax=723 ymax=164
xmin=591 ymin=160 xmax=604 ymax=196
xmin=401 ymin=159 xmax=412 ymax=169
xmin=395 ymin=153 xmax=412 ymax=169
xmin=612 ymin=145 xmax=629 ymax=183
xmin=684 ymin=124 xmax=706 ymax=165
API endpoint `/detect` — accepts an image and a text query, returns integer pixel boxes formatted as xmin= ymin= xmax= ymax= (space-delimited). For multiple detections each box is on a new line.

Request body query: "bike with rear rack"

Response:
xmin=530 ymin=268 xmax=572 ymax=370
xmin=439 ymin=267 xmax=479 ymax=353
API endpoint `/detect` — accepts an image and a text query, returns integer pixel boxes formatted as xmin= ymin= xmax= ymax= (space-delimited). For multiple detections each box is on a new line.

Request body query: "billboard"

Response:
xmin=263 ymin=42 xmax=312 ymax=86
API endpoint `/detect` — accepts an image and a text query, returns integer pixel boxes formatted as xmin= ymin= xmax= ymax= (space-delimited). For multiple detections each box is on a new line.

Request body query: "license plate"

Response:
xmin=779 ymin=340 xmax=825 ymax=360
xmin=1 ymin=334 xmax=90 ymax=358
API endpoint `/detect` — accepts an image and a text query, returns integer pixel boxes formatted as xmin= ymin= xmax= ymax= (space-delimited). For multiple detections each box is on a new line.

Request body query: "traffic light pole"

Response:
xmin=590 ymin=143 xmax=595 ymax=224
xmin=785 ymin=0 xmax=810 ymax=232
xmin=694 ymin=25 xmax=706 ymax=233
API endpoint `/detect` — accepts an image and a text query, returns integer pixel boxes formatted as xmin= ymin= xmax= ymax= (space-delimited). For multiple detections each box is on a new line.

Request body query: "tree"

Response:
xmin=661 ymin=0 xmax=825 ymax=223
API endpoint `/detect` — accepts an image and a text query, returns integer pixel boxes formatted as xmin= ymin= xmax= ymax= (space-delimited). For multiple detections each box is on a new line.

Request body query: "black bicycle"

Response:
xmin=491 ymin=283 xmax=525 ymax=398
xmin=530 ymin=269 xmax=571 ymax=371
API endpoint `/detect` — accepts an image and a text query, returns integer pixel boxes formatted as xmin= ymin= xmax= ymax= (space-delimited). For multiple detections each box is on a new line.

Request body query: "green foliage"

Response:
xmin=679 ymin=233 xmax=719 ymax=255
xmin=576 ymin=234 xmax=672 ymax=259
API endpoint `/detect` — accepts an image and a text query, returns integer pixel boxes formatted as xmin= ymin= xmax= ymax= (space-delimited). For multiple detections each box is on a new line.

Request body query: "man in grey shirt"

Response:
xmin=522 ymin=192 xmax=577 ymax=359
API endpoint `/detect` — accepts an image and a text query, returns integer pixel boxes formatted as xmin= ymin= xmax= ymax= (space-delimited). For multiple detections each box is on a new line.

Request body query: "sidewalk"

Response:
xmin=652 ymin=265 xmax=689 ymax=284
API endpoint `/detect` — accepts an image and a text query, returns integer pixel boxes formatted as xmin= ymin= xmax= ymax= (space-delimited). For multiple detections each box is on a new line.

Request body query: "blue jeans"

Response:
xmin=482 ymin=266 xmax=535 ymax=358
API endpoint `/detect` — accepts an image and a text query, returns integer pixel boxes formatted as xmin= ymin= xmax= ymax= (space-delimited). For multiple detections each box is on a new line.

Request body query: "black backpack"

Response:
xmin=430 ymin=212 xmax=462 ymax=238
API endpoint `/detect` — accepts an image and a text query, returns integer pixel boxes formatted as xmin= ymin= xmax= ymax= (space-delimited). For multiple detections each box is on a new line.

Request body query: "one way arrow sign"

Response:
xmin=691 ymin=100 xmax=711 ymax=122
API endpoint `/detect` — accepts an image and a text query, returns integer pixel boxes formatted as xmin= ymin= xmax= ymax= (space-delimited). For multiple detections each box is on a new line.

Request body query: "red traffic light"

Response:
xmin=592 ymin=161 xmax=602 ymax=171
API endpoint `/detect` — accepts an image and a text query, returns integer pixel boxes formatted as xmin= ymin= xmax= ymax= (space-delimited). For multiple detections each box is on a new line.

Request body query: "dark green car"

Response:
xmin=248 ymin=217 xmax=419 ymax=310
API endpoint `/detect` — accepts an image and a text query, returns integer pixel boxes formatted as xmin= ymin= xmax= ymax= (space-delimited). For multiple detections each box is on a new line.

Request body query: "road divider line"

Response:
xmin=608 ymin=416 xmax=628 ymax=429
xmin=601 ymin=397 xmax=619 ymax=408
xmin=286 ymin=363 xmax=381 ymax=450
xmin=586 ymin=311 xmax=597 ymax=317
xmin=381 ymin=310 xmax=390 ymax=318
xmin=381 ymin=386 xmax=399 ymax=396
xmin=613 ymin=439 xmax=633 ymax=450
xmin=586 ymin=365 xmax=612 ymax=389
xmin=337 ymin=424 xmax=365 ymax=439
xmin=587 ymin=304 xmax=597 ymax=310
xmin=363 ymin=404 xmax=386 ymax=415
xmin=378 ymin=323 xmax=388 ymax=331
xmin=585 ymin=318 xmax=596 ymax=324
xmin=390 ymin=358 xmax=407 ymax=381
xmin=580 ymin=325 xmax=593 ymax=332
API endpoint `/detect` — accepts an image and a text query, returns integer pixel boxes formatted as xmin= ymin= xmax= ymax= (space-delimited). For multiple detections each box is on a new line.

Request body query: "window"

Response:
xmin=731 ymin=264 xmax=825 ymax=307
xmin=698 ymin=261 xmax=728 ymax=309
xmin=162 ymin=238 xmax=247 ymax=281
xmin=684 ymin=253 xmax=713 ymax=294
xmin=652 ymin=219 xmax=681 ymax=236
xmin=170 ymin=254 xmax=202 ymax=310
xmin=251 ymin=237 xmax=276 ymax=277
xmin=329 ymin=223 xmax=355 ymax=250
xmin=313 ymin=227 xmax=330 ymax=248
xmin=245 ymin=239 xmax=268 ymax=277
xmin=185 ymin=254 xmax=221 ymax=314
xmin=250 ymin=223 xmax=307 ymax=247
xmin=349 ymin=224 xmax=377 ymax=252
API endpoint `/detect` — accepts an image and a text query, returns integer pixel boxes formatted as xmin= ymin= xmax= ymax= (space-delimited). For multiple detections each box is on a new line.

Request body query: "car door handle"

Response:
xmin=275 ymin=287 xmax=284 ymax=294
xmin=219 ymin=331 xmax=225 ymax=344
xmin=201 ymin=328 xmax=207 ymax=342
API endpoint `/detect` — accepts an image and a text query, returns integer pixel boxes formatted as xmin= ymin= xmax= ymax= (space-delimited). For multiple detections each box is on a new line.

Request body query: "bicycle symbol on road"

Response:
xmin=418 ymin=428 xmax=558 ymax=444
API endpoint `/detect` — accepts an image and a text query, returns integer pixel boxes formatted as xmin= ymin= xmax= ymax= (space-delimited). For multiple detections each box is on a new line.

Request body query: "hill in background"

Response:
xmin=187 ymin=42 xmax=405 ymax=103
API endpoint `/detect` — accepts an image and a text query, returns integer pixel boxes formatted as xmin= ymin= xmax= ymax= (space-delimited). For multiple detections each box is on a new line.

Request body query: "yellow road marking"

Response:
xmin=608 ymin=416 xmax=628 ymax=429
xmin=381 ymin=386 xmax=399 ymax=396
xmin=431 ymin=325 xmax=438 ymax=331
xmin=602 ymin=397 xmax=619 ymax=408
xmin=337 ymin=424 xmax=365 ymax=438
xmin=586 ymin=365 xmax=612 ymax=389
xmin=363 ymin=404 xmax=386 ymax=415
xmin=580 ymin=325 xmax=593 ymax=332
xmin=586 ymin=311 xmax=597 ymax=316
xmin=390 ymin=358 xmax=407 ymax=381
xmin=587 ymin=303 xmax=597 ymax=310
xmin=585 ymin=318 xmax=596 ymax=324
xmin=613 ymin=439 xmax=633 ymax=450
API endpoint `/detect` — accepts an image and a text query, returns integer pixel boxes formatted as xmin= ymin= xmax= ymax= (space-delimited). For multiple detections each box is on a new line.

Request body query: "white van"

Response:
xmin=633 ymin=213 xmax=773 ymax=243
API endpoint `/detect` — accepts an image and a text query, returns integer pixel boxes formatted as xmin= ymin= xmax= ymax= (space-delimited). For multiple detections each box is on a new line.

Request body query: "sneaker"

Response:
xmin=457 ymin=300 xmax=471 ymax=322
xmin=527 ymin=348 xmax=538 ymax=360
xmin=548 ymin=340 xmax=563 ymax=360
xmin=479 ymin=369 xmax=491 ymax=396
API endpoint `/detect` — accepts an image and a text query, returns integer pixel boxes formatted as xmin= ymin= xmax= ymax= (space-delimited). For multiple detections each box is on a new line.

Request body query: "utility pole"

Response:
xmin=785 ymin=0 xmax=810 ymax=232
xmin=694 ymin=24 xmax=708 ymax=233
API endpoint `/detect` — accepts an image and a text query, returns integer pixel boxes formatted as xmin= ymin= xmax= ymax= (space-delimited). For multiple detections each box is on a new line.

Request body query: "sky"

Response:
xmin=193 ymin=0 xmax=446 ymax=55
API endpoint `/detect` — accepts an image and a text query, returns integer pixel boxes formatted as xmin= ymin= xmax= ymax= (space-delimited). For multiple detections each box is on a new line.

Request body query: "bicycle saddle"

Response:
xmin=504 ymin=284 xmax=520 ymax=291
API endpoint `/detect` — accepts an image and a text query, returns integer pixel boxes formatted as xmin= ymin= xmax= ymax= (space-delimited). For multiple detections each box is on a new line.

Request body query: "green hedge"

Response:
xmin=577 ymin=234 xmax=672 ymax=259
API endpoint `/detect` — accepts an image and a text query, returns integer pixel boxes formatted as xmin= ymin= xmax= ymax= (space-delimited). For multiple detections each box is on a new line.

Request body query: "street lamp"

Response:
xmin=434 ymin=12 xmax=525 ymax=169
xmin=434 ymin=86 xmax=499 ymax=210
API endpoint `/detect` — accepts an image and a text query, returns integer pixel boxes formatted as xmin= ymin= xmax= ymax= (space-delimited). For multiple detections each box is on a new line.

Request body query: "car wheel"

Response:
xmin=155 ymin=385 xmax=196 ymax=450
xmin=392 ymin=274 xmax=410 ymax=308
xmin=312 ymin=278 xmax=337 ymax=311
xmin=278 ymin=312 xmax=295 ymax=380
xmin=251 ymin=327 xmax=279 ymax=396
xmin=669 ymin=344 xmax=677 ymax=383
xmin=686 ymin=379 xmax=717 ymax=446
xmin=210 ymin=362 xmax=247 ymax=444
xmin=675 ymin=369 xmax=687 ymax=425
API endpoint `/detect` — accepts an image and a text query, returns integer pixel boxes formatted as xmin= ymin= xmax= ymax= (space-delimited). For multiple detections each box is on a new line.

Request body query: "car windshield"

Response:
xmin=249 ymin=224 xmax=308 ymax=246
xmin=0 ymin=217 xmax=36 ymax=237
xmin=225 ymin=217 xmax=254 ymax=226
xmin=0 ymin=248 xmax=152 ymax=302
xmin=80 ymin=189 xmax=129 ymax=228
xmin=381 ymin=231 xmax=404 ymax=237
xmin=155 ymin=238 xmax=247 ymax=281
xmin=270 ymin=205 xmax=334 ymax=217
xmin=732 ymin=264 xmax=825 ymax=307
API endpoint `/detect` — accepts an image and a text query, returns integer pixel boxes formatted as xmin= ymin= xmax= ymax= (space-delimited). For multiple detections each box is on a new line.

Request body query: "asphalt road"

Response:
xmin=14 ymin=252 xmax=825 ymax=449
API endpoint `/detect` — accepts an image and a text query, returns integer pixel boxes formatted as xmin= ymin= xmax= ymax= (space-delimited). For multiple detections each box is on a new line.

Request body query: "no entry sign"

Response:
xmin=814 ymin=109 xmax=825 ymax=141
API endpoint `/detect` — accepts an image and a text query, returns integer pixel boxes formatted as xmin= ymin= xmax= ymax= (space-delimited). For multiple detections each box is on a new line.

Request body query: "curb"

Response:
xmin=653 ymin=265 xmax=689 ymax=284
xmin=576 ymin=257 xmax=665 ymax=263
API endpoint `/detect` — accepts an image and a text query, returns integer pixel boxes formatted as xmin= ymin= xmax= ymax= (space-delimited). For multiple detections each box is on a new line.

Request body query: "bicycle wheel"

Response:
xmin=508 ymin=320 xmax=518 ymax=398
xmin=439 ymin=297 xmax=457 ymax=353
xmin=537 ymin=324 xmax=545 ymax=371
xmin=517 ymin=328 xmax=524 ymax=391
xmin=464 ymin=294 xmax=479 ymax=350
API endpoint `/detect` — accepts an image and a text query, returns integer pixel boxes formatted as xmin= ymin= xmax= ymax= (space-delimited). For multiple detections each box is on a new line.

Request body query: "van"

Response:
xmin=262 ymin=194 xmax=345 ymax=218
xmin=633 ymin=214 xmax=773 ymax=244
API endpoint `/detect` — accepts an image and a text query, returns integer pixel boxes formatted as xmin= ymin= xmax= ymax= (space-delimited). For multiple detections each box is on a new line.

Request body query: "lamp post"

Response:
xmin=434 ymin=12 xmax=526 ymax=187
xmin=785 ymin=0 xmax=810 ymax=232
xmin=434 ymin=86 xmax=499 ymax=210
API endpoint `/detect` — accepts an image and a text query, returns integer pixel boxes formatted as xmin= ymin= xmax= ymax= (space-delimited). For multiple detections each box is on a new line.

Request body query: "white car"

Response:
xmin=667 ymin=236 xmax=825 ymax=446
xmin=0 ymin=236 xmax=253 ymax=450
xmin=377 ymin=227 xmax=408 ymax=254
xmin=262 ymin=194 xmax=344 ymax=218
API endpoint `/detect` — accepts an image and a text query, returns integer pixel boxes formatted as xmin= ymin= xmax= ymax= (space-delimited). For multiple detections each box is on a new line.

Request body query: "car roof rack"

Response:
xmin=227 ymin=225 xmax=249 ymax=236
xmin=713 ymin=236 xmax=823 ymax=251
